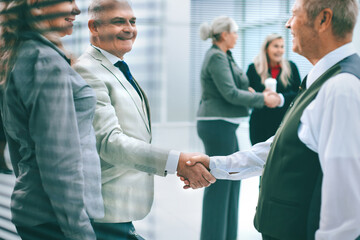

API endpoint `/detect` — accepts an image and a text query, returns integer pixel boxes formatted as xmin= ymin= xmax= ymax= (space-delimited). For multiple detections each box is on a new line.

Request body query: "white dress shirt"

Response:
xmin=209 ymin=42 xmax=360 ymax=240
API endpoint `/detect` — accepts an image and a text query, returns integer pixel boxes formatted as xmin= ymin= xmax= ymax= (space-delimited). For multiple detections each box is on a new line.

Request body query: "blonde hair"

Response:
xmin=0 ymin=0 xmax=63 ymax=86
xmin=199 ymin=16 xmax=238 ymax=42
xmin=253 ymin=33 xmax=291 ymax=87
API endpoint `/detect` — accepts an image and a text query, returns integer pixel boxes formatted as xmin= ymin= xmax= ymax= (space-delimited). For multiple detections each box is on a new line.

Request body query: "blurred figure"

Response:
xmin=196 ymin=16 xmax=279 ymax=240
xmin=247 ymin=33 xmax=301 ymax=145
xmin=0 ymin=0 xmax=104 ymax=239
xmin=73 ymin=0 xmax=215 ymax=239
xmin=0 ymin=115 xmax=12 ymax=174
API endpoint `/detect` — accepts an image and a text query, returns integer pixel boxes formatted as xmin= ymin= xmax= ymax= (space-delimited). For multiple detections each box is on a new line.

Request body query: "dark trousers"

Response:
xmin=262 ymin=234 xmax=280 ymax=240
xmin=16 ymin=222 xmax=67 ymax=240
xmin=197 ymin=120 xmax=241 ymax=240
xmin=92 ymin=221 xmax=144 ymax=240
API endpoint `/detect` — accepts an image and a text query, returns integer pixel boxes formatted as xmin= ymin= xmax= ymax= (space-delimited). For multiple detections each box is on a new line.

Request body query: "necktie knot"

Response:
xmin=114 ymin=60 xmax=133 ymax=82
xmin=114 ymin=60 xmax=142 ymax=98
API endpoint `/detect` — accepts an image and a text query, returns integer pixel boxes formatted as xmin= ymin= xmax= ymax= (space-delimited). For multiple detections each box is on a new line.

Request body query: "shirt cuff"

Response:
xmin=278 ymin=93 xmax=285 ymax=107
xmin=209 ymin=157 xmax=216 ymax=171
xmin=165 ymin=150 xmax=180 ymax=174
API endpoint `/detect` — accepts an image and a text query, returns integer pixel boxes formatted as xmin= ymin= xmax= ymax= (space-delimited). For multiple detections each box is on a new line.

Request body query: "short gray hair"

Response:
xmin=199 ymin=16 xmax=238 ymax=42
xmin=88 ymin=0 xmax=132 ymax=20
xmin=303 ymin=0 xmax=358 ymax=39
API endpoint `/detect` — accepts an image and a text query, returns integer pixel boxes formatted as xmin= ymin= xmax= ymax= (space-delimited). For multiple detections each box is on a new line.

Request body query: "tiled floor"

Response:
xmin=134 ymin=175 xmax=262 ymax=240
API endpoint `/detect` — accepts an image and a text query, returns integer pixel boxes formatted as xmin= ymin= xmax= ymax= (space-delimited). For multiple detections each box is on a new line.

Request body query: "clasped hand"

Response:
xmin=177 ymin=153 xmax=213 ymax=189
xmin=263 ymin=89 xmax=281 ymax=108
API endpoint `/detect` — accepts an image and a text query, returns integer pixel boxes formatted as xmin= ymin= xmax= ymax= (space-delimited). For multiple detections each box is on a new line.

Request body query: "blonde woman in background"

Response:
xmin=196 ymin=16 xmax=279 ymax=240
xmin=247 ymin=33 xmax=301 ymax=145
xmin=0 ymin=0 xmax=103 ymax=239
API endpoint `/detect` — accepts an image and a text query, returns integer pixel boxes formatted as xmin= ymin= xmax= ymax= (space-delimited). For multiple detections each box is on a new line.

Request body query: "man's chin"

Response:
xmin=292 ymin=45 xmax=299 ymax=54
xmin=119 ymin=43 xmax=133 ymax=51
xmin=120 ymin=46 xmax=133 ymax=54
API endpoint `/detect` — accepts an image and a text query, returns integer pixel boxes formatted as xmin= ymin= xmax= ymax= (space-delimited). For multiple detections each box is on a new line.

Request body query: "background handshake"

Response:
xmin=248 ymin=87 xmax=281 ymax=108
xmin=177 ymin=153 xmax=213 ymax=189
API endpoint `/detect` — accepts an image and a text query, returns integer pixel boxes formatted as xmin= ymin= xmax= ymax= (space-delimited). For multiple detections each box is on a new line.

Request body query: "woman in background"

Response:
xmin=196 ymin=16 xmax=279 ymax=240
xmin=247 ymin=33 xmax=301 ymax=145
xmin=0 ymin=0 xmax=103 ymax=239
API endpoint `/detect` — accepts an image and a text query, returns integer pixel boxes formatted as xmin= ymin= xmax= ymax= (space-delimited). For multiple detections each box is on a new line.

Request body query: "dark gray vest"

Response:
xmin=254 ymin=54 xmax=360 ymax=240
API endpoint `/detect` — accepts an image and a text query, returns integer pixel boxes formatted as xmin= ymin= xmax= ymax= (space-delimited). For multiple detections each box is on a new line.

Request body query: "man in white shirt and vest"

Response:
xmin=184 ymin=0 xmax=360 ymax=239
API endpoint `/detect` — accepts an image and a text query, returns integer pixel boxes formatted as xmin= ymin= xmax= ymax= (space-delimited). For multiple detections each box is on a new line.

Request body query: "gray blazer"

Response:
xmin=0 ymin=32 xmax=103 ymax=240
xmin=73 ymin=46 xmax=170 ymax=223
xmin=197 ymin=45 xmax=264 ymax=118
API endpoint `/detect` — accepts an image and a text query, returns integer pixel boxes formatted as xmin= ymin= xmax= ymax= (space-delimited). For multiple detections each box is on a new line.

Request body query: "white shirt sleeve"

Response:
xmin=165 ymin=150 xmax=180 ymax=174
xmin=278 ymin=93 xmax=285 ymax=107
xmin=209 ymin=136 xmax=273 ymax=180
xmin=298 ymin=73 xmax=360 ymax=240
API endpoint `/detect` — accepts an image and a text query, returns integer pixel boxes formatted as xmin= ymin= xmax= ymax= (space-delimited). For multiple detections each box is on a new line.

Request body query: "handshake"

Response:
xmin=177 ymin=153 xmax=214 ymax=189
xmin=248 ymin=86 xmax=281 ymax=108
xmin=263 ymin=89 xmax=281 ymax=108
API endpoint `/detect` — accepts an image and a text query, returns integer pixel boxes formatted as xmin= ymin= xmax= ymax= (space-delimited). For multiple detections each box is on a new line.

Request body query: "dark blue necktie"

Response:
xmin=114 ymin=60 xmax=142 ymax=98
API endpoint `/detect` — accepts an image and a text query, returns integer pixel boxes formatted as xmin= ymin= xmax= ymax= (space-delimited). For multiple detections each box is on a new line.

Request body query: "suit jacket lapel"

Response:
xmin=87 ymin=46 xmax=151 ymax=133
xmin=133 ymin=77 xmax=151 ymax=131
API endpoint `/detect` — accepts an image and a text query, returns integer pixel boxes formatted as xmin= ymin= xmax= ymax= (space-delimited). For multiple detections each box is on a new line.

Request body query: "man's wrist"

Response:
xmin=165 ymin=150 xmax=180 ymax=174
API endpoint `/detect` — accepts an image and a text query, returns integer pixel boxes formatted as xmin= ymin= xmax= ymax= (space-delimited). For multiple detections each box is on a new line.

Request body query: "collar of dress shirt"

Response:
xmin=306 ymin=42 xmax=356 ymax=89
xmin=91 ymin=44 xmax=123 ymax=65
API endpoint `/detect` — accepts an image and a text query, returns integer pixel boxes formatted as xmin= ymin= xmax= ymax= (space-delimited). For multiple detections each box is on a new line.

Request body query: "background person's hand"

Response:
xmin=263 ymin=90 xmax=281 ymax=108
xmin=248 ymin=87 xmax=256 ymax=93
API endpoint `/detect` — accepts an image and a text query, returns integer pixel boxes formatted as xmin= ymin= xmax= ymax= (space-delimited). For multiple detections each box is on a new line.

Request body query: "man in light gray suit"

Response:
xmin=73 ymin=0 xmax=215 ymax=239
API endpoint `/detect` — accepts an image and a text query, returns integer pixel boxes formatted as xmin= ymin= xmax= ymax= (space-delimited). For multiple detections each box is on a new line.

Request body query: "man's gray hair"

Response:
xmin=88 ymin=0 xmax=132 ymax=20
xmin=303 ymin=0 xmax=358 ymax=39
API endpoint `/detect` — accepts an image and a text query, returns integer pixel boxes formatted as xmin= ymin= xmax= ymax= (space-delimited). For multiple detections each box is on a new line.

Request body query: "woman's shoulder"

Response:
xmin=205 ymin=47 xmax=228 ymax=66
xmin=18 ymin=39 xmax=68 ymax=73
xmin=287 ymin=60 xmax=298 ymax=68
xmin=246 ymin=62 xmax=257 ymax=74
xmin=18 ymin=40 xmax=53 ymax=63
xmin=14 ymin=38 xmax=70 ymax=83
xmin=247 ymin=62 xmax=256 ymax=70
xmin=17 ymin=39 xmax=41 ymax=60
xmin=207 ymin=45 xmax=226 ymax=57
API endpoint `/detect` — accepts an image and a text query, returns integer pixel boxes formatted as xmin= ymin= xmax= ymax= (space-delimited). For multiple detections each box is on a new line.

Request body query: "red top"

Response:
xmin=270 ymin=64 xmax=281 ymax=79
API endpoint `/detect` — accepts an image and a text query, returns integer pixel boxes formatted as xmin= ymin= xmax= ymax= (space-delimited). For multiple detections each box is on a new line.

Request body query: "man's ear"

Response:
xmin=317 ymin=8 xmax=333 ymax=33
xmin=88 ymin=19 xmax=99 ymax=36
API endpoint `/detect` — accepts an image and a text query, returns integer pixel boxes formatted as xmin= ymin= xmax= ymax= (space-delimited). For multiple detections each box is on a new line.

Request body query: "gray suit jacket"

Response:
xmin=0 ymin=32 xmax=103 ymax=240
xmin=197 ymin=45 xmax=264 ymax=118
xmin=73 ymin=46 xmax=169 ymax=223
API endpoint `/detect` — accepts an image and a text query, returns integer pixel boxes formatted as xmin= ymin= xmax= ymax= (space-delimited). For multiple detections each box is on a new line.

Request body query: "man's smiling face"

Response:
xmin=95 ymin=1 xmax=137 ymax=59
